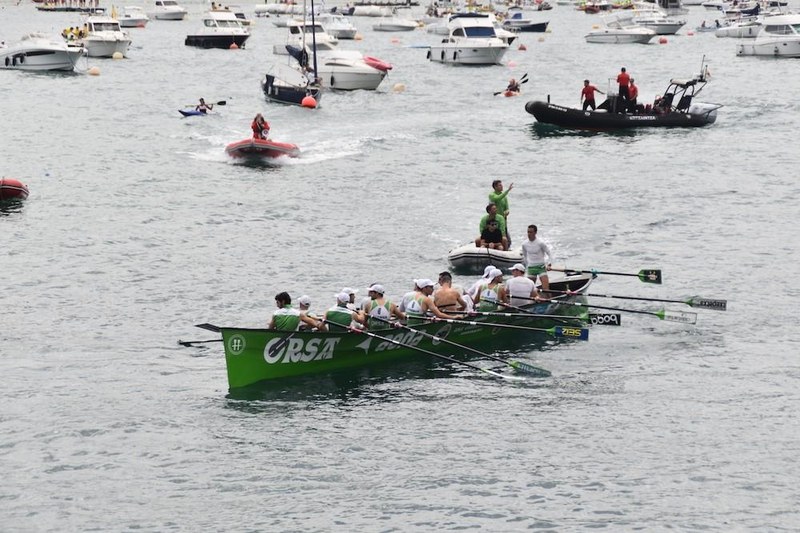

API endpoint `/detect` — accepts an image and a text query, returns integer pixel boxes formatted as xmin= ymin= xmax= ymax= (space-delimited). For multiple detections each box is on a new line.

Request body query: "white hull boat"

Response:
xmin=273 ymin=19 xmax=338 ymax=55
xmin=76 ymin=16 xmax=132 ymax=58
xmin=715 ymin=19 xmax=761 ymax=37
xmin=315 ymin=13 xmax=358 ymax=39
xmin=314 ymin=50 xmax=390 ymax=90
xmin=117 ymin=6 xmax=150 ymax=27
xmin=736 ymin=14 xmax=800 ymax=56
xmin=1 ymin=33 xmax=85 ymax=71
xmin=372 ymin=16 xmax=418 ymax=31
xmin=149 ymin=0 xmax=188 ymax=20
xmin=448 ymin=243 xmax=522 ymax=272
xmin=585 ymin=26 xmax=656 ymax=43
xmin=428 ymin=13 xmax=509 ymax=65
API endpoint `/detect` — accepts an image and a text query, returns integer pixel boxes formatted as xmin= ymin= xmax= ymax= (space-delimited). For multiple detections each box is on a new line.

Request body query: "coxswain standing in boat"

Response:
xmin=475 ymin=203 xmax=508 ymax=251
xmin=363 ymin=284 xmax=406 ymax=329
xmin=196 ymin=98 xmax=213 ymax=114
xmin=489 ymin=180 xmax=513 ymax=245
xmin=434 ymin=271 xmax=467 ymax=312
xmin=324 ymin=293 xmax=365 ymax=331
xmin=251 ymin=113 xmax=270 ymax=140
xmin=581 ymin=79 xmax=604 ymax=111
xmin=269 ymin=291 xmax=324 ymax=331
xmin=616 ymin=67 xmax=631 ymax=113
xmin=405 ymin=279 xmax=459 ymax=326
xmin=522 ymin=224 xmax=554 ymax=292
xmin=504 ymin=263 xmax=540 ymax=307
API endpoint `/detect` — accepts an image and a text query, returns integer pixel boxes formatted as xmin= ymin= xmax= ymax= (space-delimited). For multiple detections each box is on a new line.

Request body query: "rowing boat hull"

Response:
xmin=216 ymin=275 xmax=592 ymax=388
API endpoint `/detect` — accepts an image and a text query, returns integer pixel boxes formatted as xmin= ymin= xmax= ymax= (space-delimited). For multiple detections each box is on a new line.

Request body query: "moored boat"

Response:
xmin=199 ymin=274 xmax=592 ymax=389
xmin=225 ymin=137 xmax=301 ymax=160
xmin=185 ymin=10 xmax=250 ymax=49
xmin=736 ymin=14 xmax=800 ymax=57
xmin=0 ymin=178 xmax=29 ymax=200
xmin=0 ymin=33 xmax=85 ymax=71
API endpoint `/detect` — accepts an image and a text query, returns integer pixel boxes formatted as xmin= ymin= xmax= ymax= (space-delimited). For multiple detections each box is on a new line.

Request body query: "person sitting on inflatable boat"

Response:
xmin=251 ymin=113 xmax=270 ymax=140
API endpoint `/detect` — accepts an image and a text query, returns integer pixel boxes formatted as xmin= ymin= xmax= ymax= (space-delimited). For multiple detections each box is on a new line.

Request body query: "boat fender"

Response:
xmin=330 ymin=75 xmax=335 ymax=87
xmin=19 ymin=55 xmax=24 ymax=64
xmin=453 ymin=51 xmax=457 ymax=61
xmin=426 ymin=50 xmax=430 ymax=59
xmin=4 ymin=57 xmax=8 ymax=67
xmin=440 ymin=50 xmax=445 ymax=61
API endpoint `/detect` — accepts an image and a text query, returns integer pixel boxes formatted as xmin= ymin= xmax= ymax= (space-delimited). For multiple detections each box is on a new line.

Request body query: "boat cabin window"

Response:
xmin=763 ymin=24 xmax=793 ymax=34
xmin=463 ymin=26 xmax=496 ymax=38
xmin=91 ymin=22 xmax=121 ymax=31
xmin=162 ymin=0 xmax=178 ymax=5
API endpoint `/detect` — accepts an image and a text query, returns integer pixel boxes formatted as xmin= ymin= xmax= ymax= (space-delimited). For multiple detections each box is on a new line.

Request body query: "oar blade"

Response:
xmin=638 ymin=269 xmax=662 ymax=284
xmin=688 ymin=297 xmax=727 ymax=311
xmin=588 ymin=313 xmax=622 ymax=326
xmin=216 ymin=100 xmax=227 ymax=106
xmin=657 ymin=309 xmax=697 ymax=324
xmin=195 ymin=323 xmax=222 ymax=332
xmin=509 ymin=360 xmax=551 ymax=377
xmin=552 ymin=326 xmax=590 ymax=340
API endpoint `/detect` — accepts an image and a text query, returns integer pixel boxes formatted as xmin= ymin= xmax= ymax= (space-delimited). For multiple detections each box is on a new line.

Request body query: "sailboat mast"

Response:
xmin=310 ymin=0 xmax=319 ymax=78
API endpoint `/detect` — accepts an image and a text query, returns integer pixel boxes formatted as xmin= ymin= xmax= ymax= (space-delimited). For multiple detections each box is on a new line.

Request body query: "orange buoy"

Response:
xmin=230 ymin=42 xmax=239 ymax=50
xmin=659 ymin=37 xmax=668 ymax=44
xmin=301 ymin=96 xmax=317 ymax=109
xmin=687 ymin=31 xmax=694 ymax=36
xmin=518 ymin=43 xmax=527 ymax=51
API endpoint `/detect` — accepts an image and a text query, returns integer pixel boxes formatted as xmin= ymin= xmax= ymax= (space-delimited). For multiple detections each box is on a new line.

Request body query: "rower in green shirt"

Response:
xmin=269 ymin=292 xmax=322 ymax=331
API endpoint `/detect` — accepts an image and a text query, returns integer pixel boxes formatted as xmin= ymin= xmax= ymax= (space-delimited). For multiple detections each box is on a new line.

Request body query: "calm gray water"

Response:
xmin=2 ymin=1 xmax=800 ymax=530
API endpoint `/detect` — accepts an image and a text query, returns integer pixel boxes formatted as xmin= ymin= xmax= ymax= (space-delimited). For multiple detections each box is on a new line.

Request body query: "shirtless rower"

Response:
xmin=434 ymin=271 xmax=467 ymax=311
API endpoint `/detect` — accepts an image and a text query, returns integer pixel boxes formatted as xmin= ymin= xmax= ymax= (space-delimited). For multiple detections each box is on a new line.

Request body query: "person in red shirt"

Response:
xmin=616 ymin=67 xmax=631 ymax=112
xmin=581 ymin=79 xmax=604 ymax=111
xmin=628 ymin=78 xmax=639 ymax=113
xmin=251 ymin=113 xmax=270 ymax=139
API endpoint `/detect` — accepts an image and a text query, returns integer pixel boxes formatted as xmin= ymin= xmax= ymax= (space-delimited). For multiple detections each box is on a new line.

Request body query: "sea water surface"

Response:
xmin=2 ymin=1 xmax=800 ymax=530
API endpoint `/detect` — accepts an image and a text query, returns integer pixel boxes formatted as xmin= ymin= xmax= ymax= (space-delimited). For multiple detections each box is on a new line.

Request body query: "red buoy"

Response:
xmin=229 ymin=42 xmax=239 ymax=50
xmin=0 ymin=178 xmax=29 ymax=200
xmin=301 ymin=96 xmax=317 ymax=109
xmin=659 ymin=37 xmax=668 ymax=44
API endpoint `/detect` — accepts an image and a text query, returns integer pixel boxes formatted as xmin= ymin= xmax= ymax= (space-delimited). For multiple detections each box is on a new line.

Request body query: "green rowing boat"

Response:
xmin=200 ymin=274 xmax=593 ymax=389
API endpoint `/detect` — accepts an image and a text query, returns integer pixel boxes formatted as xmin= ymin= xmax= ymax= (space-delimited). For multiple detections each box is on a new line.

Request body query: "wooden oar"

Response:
xmin=512 ymin=296 xmax=696 ymax=324
xmin=350 ymin=327 xmax=525 ymax=381
xmin=184 ymin=100 xmax=227 ymax=107
xmin=541 ymin=289 xmax=727 ymax=311
xmin=178 ymin=338 xmax=222 ymax=347
xmin=371 ymin=316 xmax=550 ymax=377
xmin=550 ymin=266 xmax=662 ymax=284
xmin=418 ymin=316 xmax=589 ymax=341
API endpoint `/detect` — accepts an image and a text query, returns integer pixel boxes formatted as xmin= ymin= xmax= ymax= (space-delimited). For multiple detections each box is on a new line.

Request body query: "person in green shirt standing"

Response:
xmin=489 ymin=180 xmax=514 ymax=245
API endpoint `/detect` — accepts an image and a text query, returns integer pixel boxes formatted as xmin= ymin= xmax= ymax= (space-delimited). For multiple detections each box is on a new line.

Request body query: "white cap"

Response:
xmin=482 ymin=264 xmax=496 ymax=278
xmin=489 ymin=268 xmax=503 ymax=279
xmin=510 ymin=263 xmax=526 ymax=272
xmin=297 ymin=295 xmax=311 ymax=306
xmin=342 ymin=287 xmax=359 ymax=295
xmin=336 ymin=292 xmax=350 ymax=303
xmin=368 ymin=284 xmax=385 ymax=294
xmin=415 ymin=278 xmax=434 ymax=289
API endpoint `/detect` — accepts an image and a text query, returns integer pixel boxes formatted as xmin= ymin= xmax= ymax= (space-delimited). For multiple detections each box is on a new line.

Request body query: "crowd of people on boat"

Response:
xmin=61 ymin=24 xmax=88 ymax=40
xmin=267 ymin=262 xmax=556 ymax=332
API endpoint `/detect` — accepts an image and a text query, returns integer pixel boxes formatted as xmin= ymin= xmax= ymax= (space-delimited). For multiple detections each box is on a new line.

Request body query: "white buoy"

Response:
xmin=112 ymin=51 xmax=123 ymax=60
xmin=392 ymin=83 xmax=406 ymax=93
xmin=88 ymin=66 xmax=100 ymax=76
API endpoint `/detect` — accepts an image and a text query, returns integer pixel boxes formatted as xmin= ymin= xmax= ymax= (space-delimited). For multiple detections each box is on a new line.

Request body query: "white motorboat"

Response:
xmin=116 ymin=6 xmax=150 ymax=28
xmin=428 ymin=13 xmax=509 ymax=65
xmin=313 ymin=50 xmax=391 ymax=90
xmin=255 ymin=3 xmax=303 ymax=16
xmin=715 ymin=18 xmax=761 ymax=37
xmin=372 ymin=16 xmax=419 ymax=31
xmin=74 ymin=16 xmax=132 ymax=58
xmin=447 ymin=243 xmax=523 ymax=273
xmin=272 ymin=19 xmax=338 ymax=55
xmin=148 ymin=0 xmax=188 ymax=20
xmin=0 ymin=33 xmax=85 ymax=71
xmin=736 ymin=14 xmax=800 ymax=57
xmin=585 ymin=14 xmax=657 ymax=43
xmin=315 ymin=13 xmax=359 ymax=39
xmin=630 ymin=6 xmax=686 ymax=34
xmin=185 ymin=11 xmax=250 ymax=49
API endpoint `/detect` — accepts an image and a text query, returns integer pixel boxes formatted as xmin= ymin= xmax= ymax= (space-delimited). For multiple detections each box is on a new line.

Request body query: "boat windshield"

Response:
xmin=463 ymin=26 xmax=497 ymax=38
xmin=763 ymin=23 xmax=800 ymax=34
xmin=91 ymin=22 xmax=121 ymax=31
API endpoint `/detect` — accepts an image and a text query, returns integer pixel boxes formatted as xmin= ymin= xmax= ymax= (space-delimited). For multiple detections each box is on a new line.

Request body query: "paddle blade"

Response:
xmin=509 ymin=360 xmax=551 ymax=377
xmin=195 ymin=323 xmax=222 ymax=332
xmin=655 ymin=309 xmax=697 ymax=324
xmin=216 ymin=100 xmax=227 ymax=106
xmin=588 ymin=313 xmax=622 ymax=326
xmin=687 ymin=297 xmax=727 ymax=311
xmin=638 ymin=269 xmax=662 ymax=284
xmin=552 ymin=326 xmax=589 ymax=340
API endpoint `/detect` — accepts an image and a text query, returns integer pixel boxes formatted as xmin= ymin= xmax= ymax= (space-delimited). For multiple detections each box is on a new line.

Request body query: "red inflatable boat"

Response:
xmin=0 ymin=178 xmax=29 ymax=200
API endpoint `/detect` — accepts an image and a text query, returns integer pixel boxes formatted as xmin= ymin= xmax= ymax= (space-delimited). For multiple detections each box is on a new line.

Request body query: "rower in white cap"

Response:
xmin=324 ymin=292 xmax=364 ymax=331
xmin=472 ymin=268 xmax=506 ymax=312
xmin=363 ymin=284 xmax=406 ymax=330
xmin=405 ymin=278 xmax=459 ymax=326
xmin=504 ymin=263 xmax=540 ymax=307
